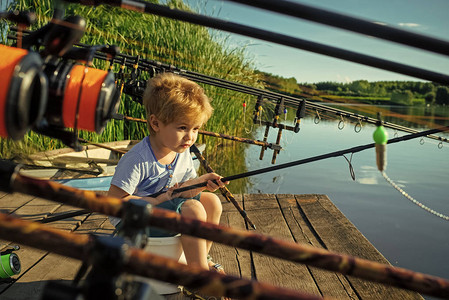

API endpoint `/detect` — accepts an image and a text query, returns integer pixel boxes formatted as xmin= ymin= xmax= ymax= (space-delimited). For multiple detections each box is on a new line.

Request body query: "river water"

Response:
xmin=242 ymin=105 xmax=449 ymax=298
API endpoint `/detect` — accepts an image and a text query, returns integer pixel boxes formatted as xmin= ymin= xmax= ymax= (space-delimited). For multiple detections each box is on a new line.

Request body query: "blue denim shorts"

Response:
xmin=149 ymin=193 xmax=201 ymax=237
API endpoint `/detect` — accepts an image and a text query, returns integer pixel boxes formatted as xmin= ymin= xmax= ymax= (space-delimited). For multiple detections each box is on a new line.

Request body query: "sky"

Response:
xmin=185 ymin=0 xmax=449 ymax=83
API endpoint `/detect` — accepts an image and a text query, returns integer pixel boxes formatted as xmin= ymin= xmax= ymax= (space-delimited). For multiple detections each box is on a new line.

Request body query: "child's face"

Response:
xmin=156 ymin=118 xmax=203 ymax=153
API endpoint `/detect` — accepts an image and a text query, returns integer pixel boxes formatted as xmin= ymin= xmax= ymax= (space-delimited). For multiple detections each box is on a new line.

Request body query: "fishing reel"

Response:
xmin=0 ymin=9 xmax=121 ymax=149
xmin=121 ymin=57 xmax=158 ymax=105
xmin=40 ymin=44 xmax=120 ymax=133
xmin=123 ymin=79 xmax=146 ymax=104
xmin=0 ymin=245 xmax=21 ymax=280
xmin=0 ymin=44 xmax=47 ymax=140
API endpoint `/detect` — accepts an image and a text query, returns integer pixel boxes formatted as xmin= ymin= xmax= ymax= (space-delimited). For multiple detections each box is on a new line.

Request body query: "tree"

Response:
xmin=349 ymin=80 xmax=369 ymax=94
xmin=435 ymin=86 xmax=449 ymax=105
xmin=425 ymin=92 xmax=436 ymax=105
xmin=390 ymin=90 xmax=414 ymax=106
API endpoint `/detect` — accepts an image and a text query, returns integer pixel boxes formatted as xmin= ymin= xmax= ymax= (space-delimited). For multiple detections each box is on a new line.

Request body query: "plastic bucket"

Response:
xmin=143 ymin=234 xmax=186 ymax=294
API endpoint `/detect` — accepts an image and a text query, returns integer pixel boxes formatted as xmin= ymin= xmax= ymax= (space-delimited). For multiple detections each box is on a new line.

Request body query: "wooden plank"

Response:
xmin=296 ymin=194 xmax=423 ymax=300
xmin=0 ymin=193 xmax=36 ymax=253
xmin=0 ymin=245 xmax=47 ymax=295
xmin=76 ymin=213 xmax=115 ymax=236
xmin=44 ymin=205 xmax=89 ymax=231
xmin=0 ymin=200 xmax=77 ymax=298
xmin=12 ymin=197 xmax=61 ymax=222
xmin=209 ymin=195 xmax=251 ymax=279
xmin=0 ymin=192 xmax=35 ymax=215
xmin=0 ymin=254 xmax=81 ymax=300
xmin=277 ymin=194 xmax=358 ymax=299
xmin=1 ymin=211 xmax=115 ymax=299
xmin=0 ymin=196 xmax=64 ymax=276
xmin=0 ymin=193 xmax=420 ymax=300
xmin=51 ymin=155 xmax=120 ymax=165
xmin=243 ymin=193 xmax=322 ymax=296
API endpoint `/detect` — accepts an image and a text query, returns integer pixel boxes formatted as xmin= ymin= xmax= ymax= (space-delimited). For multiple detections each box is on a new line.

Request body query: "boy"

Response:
xmin=108 ymin=72 xmax=227 ymax=274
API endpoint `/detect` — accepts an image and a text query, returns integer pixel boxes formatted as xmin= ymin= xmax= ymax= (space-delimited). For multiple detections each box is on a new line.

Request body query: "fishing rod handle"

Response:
xmin=0 ymin=212 xmax=325 ymax=300
xmin=148 ymin=181 xmax=208 ymax=198
xmin=2 ymin=167 xmax=449 ymax=298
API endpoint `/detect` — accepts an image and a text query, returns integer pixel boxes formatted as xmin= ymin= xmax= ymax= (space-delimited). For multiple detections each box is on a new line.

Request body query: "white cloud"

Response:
xmin=358 ymin=165 xmax=379 ymax=185
xmin=336 ymin=74 xmax=352 ymax=83
xmin=358 ymin=177 xmax=378 ymax=185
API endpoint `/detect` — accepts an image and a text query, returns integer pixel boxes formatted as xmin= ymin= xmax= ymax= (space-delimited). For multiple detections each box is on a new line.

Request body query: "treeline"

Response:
xmin=255 ymin=70 xmax=302 ymax=96
xmin=258 ymin=71 xmax=449 ymax=106
xmin=308 ymin=80 xmax=449 ymax=106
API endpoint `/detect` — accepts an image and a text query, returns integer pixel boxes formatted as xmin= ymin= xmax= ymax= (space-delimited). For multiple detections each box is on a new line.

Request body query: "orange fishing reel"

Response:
xmin=43 ymin=59 xmax=119 ymax=133
xmin=0 ymin=10 xmax=120 ymax=147
xmin=0 ymin=44 xmax=48 ymax=140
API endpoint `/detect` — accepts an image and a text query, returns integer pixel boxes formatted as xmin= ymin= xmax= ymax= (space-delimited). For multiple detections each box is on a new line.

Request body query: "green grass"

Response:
xmin=1 ymin=0 xmax=262 ymax=164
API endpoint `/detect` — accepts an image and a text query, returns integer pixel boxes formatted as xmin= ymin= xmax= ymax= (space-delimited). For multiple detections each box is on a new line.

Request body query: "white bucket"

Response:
xmin=143 ymin=234 xmax=186 ymax=295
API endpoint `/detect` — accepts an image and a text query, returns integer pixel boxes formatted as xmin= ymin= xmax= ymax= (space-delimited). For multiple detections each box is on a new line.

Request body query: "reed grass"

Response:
xmin=1 ymin=0 xmax=262 ymax=170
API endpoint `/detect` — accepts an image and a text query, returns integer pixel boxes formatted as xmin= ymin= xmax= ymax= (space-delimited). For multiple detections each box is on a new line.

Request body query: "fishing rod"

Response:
xmin=0 ymin=213 xmax=324 ymax=300
xmin=7 ymin=2 xmax=447 ymax=142
xmin=1 ymin=165 xmax=449 ymax=298
xmin=7 ymin=29 xmax=442 ymax=145
xmin=148 ymin=125 xmax=449 ymax=198
xmin=225 ymin=0 xmax=449 ymax=57
xmin=198 ymin=129 xmax=282 ymax=151
xmin=0 ymin=10 xmax=36 ymax=26
xmin=38 ymin=142 xmax=260 ymax=226
xmin=85 ymin=47 xmax=449 ymax=144
xmin=9 ymin=24 xmax=447 ymax=148
xmin=77 ymin=137 xmax=128 ymax=155
xmin=63 ymin=0 xmax=449 ymax=86
xmin=190 ymin=144 xmax=257 ymax=230
xmin=122 ymin=115 xmax=282 ymax=151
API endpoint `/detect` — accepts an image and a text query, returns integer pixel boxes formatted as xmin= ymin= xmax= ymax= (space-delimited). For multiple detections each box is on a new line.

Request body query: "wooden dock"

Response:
xmin=0 ymin=192 xmax=423 ymax=300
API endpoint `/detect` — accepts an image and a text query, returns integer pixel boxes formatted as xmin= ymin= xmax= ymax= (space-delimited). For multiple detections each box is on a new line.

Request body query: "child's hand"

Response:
xmin=153 ymin=183 xmax=180 ymax=204
xmin=175 ymin=173 xmax=229 ymax=198
xmin=200 ymin=173 xmax=229 ymax=192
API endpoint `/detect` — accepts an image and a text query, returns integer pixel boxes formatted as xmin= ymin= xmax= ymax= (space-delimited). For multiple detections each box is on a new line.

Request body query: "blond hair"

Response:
xmin=143 ymin=73 xmax=213 ymax=135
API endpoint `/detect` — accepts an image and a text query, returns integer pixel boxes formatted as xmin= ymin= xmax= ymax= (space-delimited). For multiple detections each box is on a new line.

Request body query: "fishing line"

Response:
xmin=342 ymin=153 xmax=356 ymax=181
xmin=283 ymin=129 xmax=295 ymax=145
xmin=393 ymin=129 xmax=399 ymax=138
xmin=242 ymin=99 xmax=253 ymax=134
xmin=354 ymin=119 xmax=363 ymax=133
xmin=0 ymin=44 xmax=47 ymax=140
xmin=338 ymin=115 xmax=345 ymax=130
xmin=314 ymin=110 xmax=321 ymax=124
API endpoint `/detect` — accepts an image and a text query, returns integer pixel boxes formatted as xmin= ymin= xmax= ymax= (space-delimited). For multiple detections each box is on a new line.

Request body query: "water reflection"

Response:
xmin=237 ymin=104 xmax=448 ymax=299
xmin=202 ymin=104 xmax=448 ymax=293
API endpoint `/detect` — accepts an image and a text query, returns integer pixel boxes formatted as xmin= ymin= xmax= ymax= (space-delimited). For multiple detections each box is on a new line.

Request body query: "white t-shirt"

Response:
xmin=111 ymin=136 xmax=197 ymax=196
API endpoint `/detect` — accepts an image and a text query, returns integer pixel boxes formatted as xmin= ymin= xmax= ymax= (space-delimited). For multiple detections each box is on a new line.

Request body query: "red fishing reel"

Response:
xmin=0 ymin=44 xmax=48 ymax=140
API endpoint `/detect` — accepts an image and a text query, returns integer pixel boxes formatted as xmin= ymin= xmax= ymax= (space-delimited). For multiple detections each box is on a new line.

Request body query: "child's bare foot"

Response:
xmin=208 ymin=261 xmax=225 ymax=275
xmin=207 ymin=256 xmax=230 ymax=300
